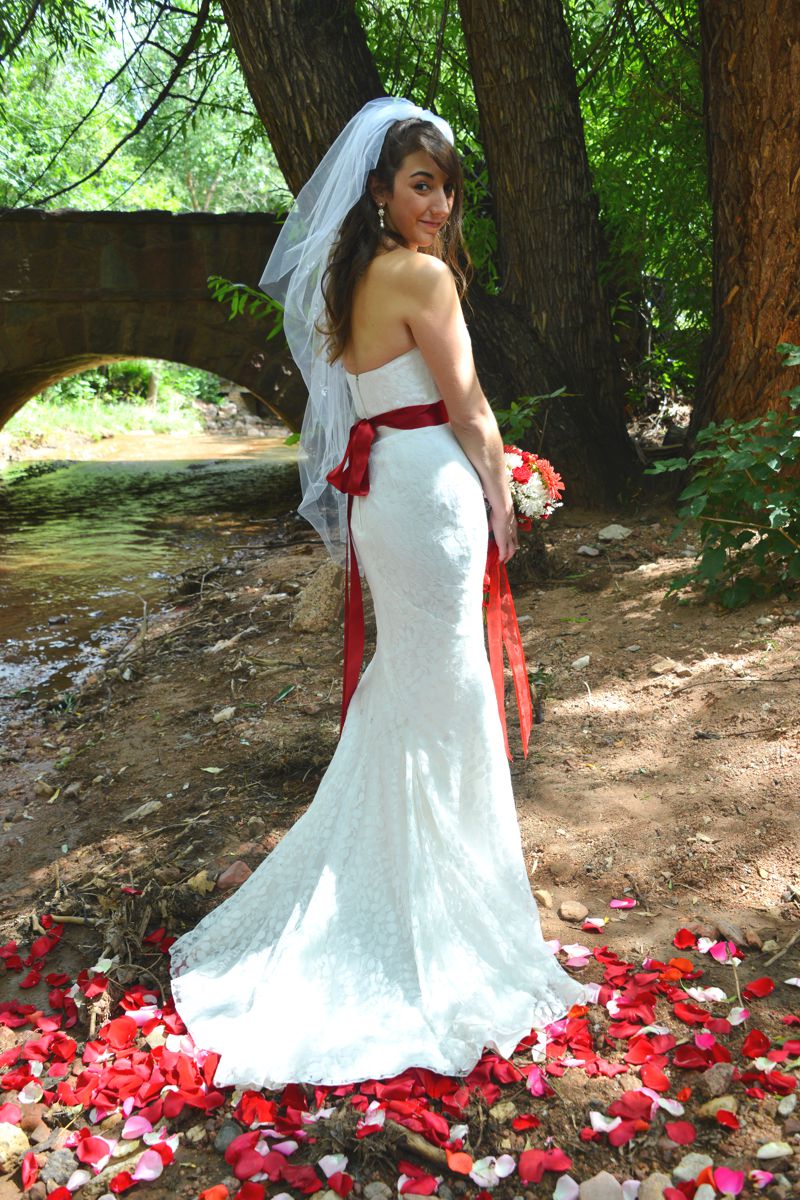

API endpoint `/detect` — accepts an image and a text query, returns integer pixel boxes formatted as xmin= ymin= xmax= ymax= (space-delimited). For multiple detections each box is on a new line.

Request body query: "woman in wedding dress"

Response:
xmin=168 ymin=97 xmax=588 ymax=1090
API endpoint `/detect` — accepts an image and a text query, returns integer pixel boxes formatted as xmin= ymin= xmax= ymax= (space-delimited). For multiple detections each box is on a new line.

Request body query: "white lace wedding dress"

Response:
xmin=169 ymin=346 xmax=588 ymax=1090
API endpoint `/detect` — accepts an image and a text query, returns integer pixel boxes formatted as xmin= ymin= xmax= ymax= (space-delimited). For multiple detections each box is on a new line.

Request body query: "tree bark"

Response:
xmin=219 ymin=0 xmax=384 ymax=193
xmin=458 ymin=0 xmax=637 ymax=498
xmin=220 ymin=0 xmax=639 ymax=503
xmin=694 ymin=0 xmax=800 ymax=430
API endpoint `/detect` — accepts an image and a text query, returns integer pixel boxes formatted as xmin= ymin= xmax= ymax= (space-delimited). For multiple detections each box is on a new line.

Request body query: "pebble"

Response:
xmin=650 ymin=656 xmax=679 ymax=676
xmin=697 ymin=1061 xmax=735 ymax=1098
xmin=673 ymin=1152 xmax=714 ymax=1182
xmin=625 ymin=644 xmax=641 ymax=652
xmin=577 ymin=545 xmax=600 ymax=556
xmin=25 ymin=1186 xmax=46 ymax=1200
xmin=558 ymin=900 xmax=589 ymax=922
xmin=756 ymin=1140 xmax=792 ymax=1159
xmin=571 ymin=655 xmax=591 ymax=670
xmin=0 ymin=1123 xmax=30 ymax=1175
xmin=638 ymin=1174 xmax=672 ymax=1200
xmin=216 ymin=861 xmax=252 ymax=890
xmin=578 ymin=1170 xmax=624 ymax=1200
xmin=533 ymin=888 xmax=553 ymax=908
xmin=778 ymin=1094 xmax=797 ymax=1116
xmin=598 ymin=524 xmax=632 ymax=541
xmin=122 ymin=799 xmax=162 ymax=822
xmin=39 ymin=1148 xmax=78 ymax=1186
xmin=212 ymin=706 xmax=236 ymax=723
xmin=697 ymin=1095 xmax=738 ymax=1119
xmin=364 ymin=1184 xmax=393 ymax=1200
xmin=489 ymin=1099 xmax=517 ymax=1122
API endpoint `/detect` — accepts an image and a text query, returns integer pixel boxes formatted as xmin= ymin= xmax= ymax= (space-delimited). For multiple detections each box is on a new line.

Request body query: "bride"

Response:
xmin=168 ymin=97 xmax=588 ymax=1090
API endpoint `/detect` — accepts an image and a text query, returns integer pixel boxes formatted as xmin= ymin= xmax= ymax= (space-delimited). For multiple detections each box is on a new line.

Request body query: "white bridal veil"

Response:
xmin=258 ymin=96 xmax=455 ymax=567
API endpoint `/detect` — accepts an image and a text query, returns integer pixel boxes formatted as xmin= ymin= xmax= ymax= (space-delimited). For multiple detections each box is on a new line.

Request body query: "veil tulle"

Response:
xmin=258 ymin=97 xmax=454 ymax=567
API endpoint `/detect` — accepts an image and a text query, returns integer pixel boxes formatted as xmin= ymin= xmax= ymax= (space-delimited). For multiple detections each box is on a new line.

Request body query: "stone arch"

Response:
xmin=0 ymin=209 xmax=305 ymax=431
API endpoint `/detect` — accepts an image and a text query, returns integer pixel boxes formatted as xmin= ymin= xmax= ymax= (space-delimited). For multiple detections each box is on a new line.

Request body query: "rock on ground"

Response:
xmin=291 ymin=559 xmax=344 ymax=632
xmin=39 ymin=1147 xmax=78 ymax=1186
xmin=638 ymin=1174 xmax=672 ymax=1200
xmin=673 ymin=1151 xmax=714 ymax=1182
xmin=364 ymin=1184 xmax=393 ymax=1200
xmin=216 ymin=860 xmax=252 ymax=890
xmin=558 ymin=899 xmax=589 ymax=922
xmin=0 ymin=1123 xmax=30 ymax=1175
xmin=597 ymin=524 xmax=632 ymax=541
xmin=578 ymin=1170 xmax=624 ymax=1199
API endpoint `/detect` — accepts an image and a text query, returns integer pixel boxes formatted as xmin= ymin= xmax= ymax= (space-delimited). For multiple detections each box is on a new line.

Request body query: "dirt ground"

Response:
xmin=1 ymin=499 xmax=799 ymax=1199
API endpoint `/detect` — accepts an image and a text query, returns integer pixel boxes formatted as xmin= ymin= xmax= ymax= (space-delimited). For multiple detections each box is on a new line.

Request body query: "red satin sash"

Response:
xmin=326 ymin=400 xmax=534 ymax=759
xmin=483 ymin=538 xmax=533 ymax=760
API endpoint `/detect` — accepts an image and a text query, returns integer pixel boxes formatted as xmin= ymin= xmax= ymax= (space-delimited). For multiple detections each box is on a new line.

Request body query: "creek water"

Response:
xmin=0 ymin=430 xmax=299 ymax=730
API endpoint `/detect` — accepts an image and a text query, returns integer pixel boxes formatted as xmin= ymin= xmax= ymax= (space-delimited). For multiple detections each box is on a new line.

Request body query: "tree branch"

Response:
xmin=0 ymin=0 xmax=42 ymax=67
xmin=9 ymin=4 xmax=165 ymax=206
xmin=424 ymin=0 xmax=451 ymax=110
xmin=18 ymin=0 xmax=212 ymax=209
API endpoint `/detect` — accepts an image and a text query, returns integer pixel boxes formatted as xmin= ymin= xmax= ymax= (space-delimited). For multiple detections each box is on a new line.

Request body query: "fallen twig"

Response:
xmin=763 ymin=926 xmax=800 ymax=967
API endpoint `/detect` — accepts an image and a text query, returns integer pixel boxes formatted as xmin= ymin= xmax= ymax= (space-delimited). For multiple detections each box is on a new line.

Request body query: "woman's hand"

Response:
xmin=490 ymin=505 xmax=519 ymax=563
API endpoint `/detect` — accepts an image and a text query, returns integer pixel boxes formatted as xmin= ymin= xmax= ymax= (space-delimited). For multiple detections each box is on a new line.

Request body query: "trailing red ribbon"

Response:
xmin=326 ymin=399 xmax=534 ymax=758
xmin=483 ymin=537 xmax=533 ymax=760
xmin=326 ymin=399 xmax=449 ymax=730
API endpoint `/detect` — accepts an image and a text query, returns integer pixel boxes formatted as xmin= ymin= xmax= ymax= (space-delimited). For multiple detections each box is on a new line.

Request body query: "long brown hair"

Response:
xmin=318 ymin=116 xmax=471 ymax=363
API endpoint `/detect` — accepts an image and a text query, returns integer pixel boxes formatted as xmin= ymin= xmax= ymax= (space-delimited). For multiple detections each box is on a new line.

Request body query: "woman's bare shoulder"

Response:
xmin=371 ymin=247 xmax=451 ymax=288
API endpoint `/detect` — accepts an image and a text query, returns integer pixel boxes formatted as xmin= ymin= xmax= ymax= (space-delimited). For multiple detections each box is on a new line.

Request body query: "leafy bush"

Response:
xmin=646 ymin=343 xmax=800 ymax=608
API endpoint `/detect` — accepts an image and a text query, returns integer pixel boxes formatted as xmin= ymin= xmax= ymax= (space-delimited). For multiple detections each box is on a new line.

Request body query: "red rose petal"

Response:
xmin=743 ymin=976 xmax=775 ymax=1000
xmin=742 ymin=1028 xmax=771 ymax=1058
xmin=21 ymin=1150 xmax=39 ymax=1189
xmin=716 ymin=1109 xmax=740 ymax=1130
xmin=665 ymin=1120 xmax=696 ymax=1145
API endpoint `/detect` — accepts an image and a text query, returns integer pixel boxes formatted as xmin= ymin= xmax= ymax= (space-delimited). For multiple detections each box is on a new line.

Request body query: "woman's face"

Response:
xmin=374 ymin=149 xmax=455 ymax=252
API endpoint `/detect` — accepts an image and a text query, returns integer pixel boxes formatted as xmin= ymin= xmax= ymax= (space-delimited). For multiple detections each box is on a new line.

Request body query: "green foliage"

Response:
xmin=5 ymin=358 xmax=220 ymax=443
xmin=495 ymin=388 xmax=570 ymax=446
xmin=565 ymin=0 xmax=710 ymax=392
xmin=645 ymin=344 xmax=800 ymax=608
xmin=207 ymin=275 xmax=284 ymax=339
xmin=1 ymin=5 xmax=285 ymax=212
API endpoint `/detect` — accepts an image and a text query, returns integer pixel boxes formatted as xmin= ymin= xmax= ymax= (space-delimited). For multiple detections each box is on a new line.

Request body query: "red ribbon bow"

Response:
xmin=326 ymin=400 xmax=534 ymax=759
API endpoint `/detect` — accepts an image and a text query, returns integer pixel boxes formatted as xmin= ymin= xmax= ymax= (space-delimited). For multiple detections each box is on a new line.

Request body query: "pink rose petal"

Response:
xmin=714 ymin=1166 xmax=745 ymax=1195
xmin=131 ymin=1149 xmax=165 ymax=1182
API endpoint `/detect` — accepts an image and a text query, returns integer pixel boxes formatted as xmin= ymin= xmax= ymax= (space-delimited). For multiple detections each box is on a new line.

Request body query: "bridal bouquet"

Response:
xmin=503 ymin=444 xmax=564 ymax=530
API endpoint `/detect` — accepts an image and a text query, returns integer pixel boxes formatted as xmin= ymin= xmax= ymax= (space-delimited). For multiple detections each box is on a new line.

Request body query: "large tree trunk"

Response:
xmin=693 ymin=0 xmax=800 ymax=431
xmin=458 ymin=0 xmax=637 ymax=500
xmin=220 ymin=0 xmax=638 ymax=503
xmin=219 ymin=0 xmax=384 ymax=192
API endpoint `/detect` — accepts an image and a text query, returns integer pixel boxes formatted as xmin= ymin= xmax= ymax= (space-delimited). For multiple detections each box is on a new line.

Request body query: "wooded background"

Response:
xmin=2 ymin=0 xmax=798 ymax=502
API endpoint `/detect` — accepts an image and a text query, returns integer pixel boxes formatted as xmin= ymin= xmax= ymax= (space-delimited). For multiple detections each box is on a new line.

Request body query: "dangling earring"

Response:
xmin=377 ymin=205 xmax=385 ymax=230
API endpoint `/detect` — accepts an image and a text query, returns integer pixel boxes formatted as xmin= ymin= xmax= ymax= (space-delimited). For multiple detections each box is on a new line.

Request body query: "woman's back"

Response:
xmin=342 ymin=247 xmax=424 ymax=375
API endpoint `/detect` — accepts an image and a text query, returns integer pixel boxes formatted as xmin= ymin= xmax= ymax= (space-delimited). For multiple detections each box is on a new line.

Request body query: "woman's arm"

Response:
xmin=401 ymin=256 xmax=518 ymax=562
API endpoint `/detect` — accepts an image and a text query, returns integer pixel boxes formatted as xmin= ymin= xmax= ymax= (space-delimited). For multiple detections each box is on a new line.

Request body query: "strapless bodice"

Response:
xmin=344 ymin=346 xmax=441 ymax=420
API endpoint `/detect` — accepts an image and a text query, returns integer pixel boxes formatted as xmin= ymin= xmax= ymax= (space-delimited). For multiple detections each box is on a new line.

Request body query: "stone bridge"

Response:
xmin=0 ymin=209 xmax=305 ymax=430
